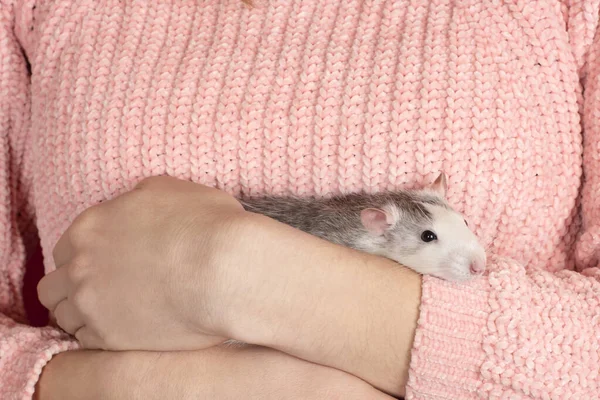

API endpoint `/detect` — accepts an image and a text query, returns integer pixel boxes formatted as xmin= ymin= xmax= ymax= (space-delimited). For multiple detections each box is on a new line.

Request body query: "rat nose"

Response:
xmin=470 ymin=260 xmax=485 ymax=275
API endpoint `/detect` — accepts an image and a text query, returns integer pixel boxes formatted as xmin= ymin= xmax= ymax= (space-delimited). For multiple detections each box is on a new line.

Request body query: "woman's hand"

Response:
xmin=37 ymin=175 xmax=249 ymax=351
xmin=35 ymin=346 xmax=395 ymax=400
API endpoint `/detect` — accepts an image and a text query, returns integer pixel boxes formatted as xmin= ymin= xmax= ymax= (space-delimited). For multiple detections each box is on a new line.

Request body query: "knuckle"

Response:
xmin=70 ymin=286 xmax=91 ymax=310
xmin=53 ymin=305 xmax=65 ymax=324
xmin=36 ymin=279 xmax=51 ymax=306
xmin=66 ymin=257 xmax=90 ymax=282
xmin=53 ymin=307 xmax=71 ymax=331
xmin=72 ymin=206 xmax=100 ymax=233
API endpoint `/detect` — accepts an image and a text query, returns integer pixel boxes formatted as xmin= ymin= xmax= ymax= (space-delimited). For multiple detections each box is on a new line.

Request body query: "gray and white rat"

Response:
xmin=240 ymin=172 xmax=486 ymax=282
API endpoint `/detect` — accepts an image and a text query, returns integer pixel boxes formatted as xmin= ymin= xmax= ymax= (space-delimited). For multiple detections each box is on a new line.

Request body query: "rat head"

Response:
xmin=359 ymin=173 xmax=487 ymax=282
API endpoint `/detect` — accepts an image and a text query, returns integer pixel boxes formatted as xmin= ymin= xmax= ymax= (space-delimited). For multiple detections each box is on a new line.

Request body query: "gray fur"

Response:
xmin=240 ymin=190 xmax=452 ymax=260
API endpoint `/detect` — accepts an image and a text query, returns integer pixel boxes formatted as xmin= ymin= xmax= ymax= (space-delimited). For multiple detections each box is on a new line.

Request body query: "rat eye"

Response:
xmin=464 ymin=219 xmax=469 ymax=227
xmin=421 ymin=230 xmax=437 ymax=242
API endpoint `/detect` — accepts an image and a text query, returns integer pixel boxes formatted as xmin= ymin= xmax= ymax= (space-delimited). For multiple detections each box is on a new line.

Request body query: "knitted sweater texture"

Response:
xmin=2 ymin=0 xmax=600 ymax=398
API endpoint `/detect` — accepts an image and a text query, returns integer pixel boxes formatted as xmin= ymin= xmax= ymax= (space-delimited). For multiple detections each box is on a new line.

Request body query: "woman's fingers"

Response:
xmin=74 ymin=326 xmax=103 ymax=349
xmin=38 ymin=229 xmax=76 ymax=314
xmin=53 ymin=299 xmax=85 ymax=335
xmin=37 ymin=267 xmax=70 ymax=312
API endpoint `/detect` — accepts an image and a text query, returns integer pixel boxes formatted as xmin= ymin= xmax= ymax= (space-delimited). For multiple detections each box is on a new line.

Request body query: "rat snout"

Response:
xmin=469 ymin=255 xmax=486 ymax=275
xmin=469 ymin=261 xmax=484 ymax=275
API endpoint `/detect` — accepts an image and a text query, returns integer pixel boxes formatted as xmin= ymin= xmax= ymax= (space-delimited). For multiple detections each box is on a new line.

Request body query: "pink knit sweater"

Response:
xmin=1 ymin=0 xmax=600 ymax=398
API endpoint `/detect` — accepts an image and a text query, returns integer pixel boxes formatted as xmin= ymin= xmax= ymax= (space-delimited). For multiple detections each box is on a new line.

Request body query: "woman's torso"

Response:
xmin=17 ymin=0 xmax=583 ymax=272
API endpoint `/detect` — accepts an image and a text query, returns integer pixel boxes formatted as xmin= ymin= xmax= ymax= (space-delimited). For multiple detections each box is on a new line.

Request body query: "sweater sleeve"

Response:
xmin=0 ymin=4 xmax=79 ymax=400
xmin=405 ymin=6 xmax=600 ymax=400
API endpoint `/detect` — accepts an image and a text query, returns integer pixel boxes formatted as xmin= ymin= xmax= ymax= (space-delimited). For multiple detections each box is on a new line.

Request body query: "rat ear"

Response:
xmin=429 ymin=172 xmax=447 ymax=197
xmin=360 ymin=208 xmax=396 ymax=236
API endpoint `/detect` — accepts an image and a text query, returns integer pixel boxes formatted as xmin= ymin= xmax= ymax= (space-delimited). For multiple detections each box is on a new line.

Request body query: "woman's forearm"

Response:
xmin=35 ymin=350 xmax=196 ymax=400
xmin=36 ymin=349 xmax=248 ymax=400
xmin=35 ymin=346 xmax=394 ymax=400
xmin=229 ymin=214 xmax=422 ymax=398
xmin=272 ymin=254 xmax=421 ymax=398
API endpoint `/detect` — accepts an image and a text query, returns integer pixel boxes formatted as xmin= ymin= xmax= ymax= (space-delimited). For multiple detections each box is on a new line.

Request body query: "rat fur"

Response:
xmin=240 ymin=173 xmax=487 ymax=282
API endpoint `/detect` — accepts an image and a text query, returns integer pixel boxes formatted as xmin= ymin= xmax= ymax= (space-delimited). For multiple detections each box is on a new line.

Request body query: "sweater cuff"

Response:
xmin=405 ymin=269 xmax=492 ymax=399
xmin=2 ymin=325 xmax=80 ymax=400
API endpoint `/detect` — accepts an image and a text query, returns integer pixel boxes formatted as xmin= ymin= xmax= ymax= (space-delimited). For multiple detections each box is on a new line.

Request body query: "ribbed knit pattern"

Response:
xmin=2 ymin=0 xmax=600 ymax=398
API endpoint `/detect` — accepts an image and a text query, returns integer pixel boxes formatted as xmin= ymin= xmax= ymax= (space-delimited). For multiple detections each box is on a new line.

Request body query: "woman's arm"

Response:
xmin=221 ymin=214 xmax=422 ymax=398
xmin=35 ymin=346 xmax=395 ymax=400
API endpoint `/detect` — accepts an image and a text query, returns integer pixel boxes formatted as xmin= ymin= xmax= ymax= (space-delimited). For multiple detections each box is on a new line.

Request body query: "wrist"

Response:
xmin=217 ymin=212 xmax=333 ymax=341
xmin=170 ymin=202 xmax=252 ymax=340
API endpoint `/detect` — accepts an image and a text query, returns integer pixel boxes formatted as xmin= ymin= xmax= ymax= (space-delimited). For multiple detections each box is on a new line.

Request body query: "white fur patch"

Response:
xmin=398 ymin=203 xmax=487 ymax=281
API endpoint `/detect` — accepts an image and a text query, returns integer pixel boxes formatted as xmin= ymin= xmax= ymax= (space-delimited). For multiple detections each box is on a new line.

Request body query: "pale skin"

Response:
xmin=35 ymin=346 xmax=396 ymax=400
xmin=36 ymin=176 xmax=422 ymax=398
